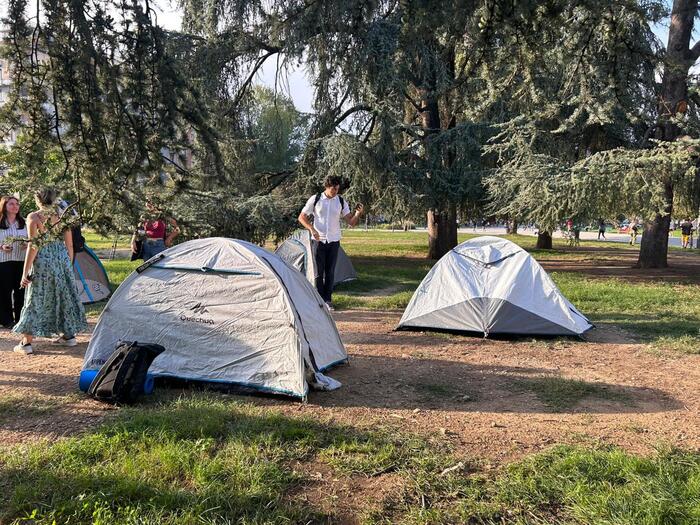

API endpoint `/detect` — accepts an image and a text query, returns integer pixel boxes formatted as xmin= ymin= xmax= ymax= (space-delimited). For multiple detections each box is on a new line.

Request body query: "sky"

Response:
xmin=0 ymin=0 xmax=688 ymax=115
xmin=152 ymin=1 xmax=679 ymax=115
xmin=154 ymin=1 xmax=315 ymax=113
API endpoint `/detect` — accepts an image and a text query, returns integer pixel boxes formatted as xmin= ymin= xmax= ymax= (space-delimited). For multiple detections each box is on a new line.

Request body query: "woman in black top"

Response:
xmin=0 ymin=196 xmax=28 ymax=328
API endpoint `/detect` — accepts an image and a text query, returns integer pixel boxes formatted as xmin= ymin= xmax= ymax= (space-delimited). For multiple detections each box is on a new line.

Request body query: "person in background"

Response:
xmin=681 ymin=218 xmax=694 ymax=249
xmin=572 ymin=223 xmax=581 ymax=247
xmin=13 ymin=188 xmax=87 ymax=355
xmin=0 ymin=196 xmax=27 ymax=328
xmin=597 ymin=219 xmax=606 ymax=240
xmin=298 ymin=175 xmax=363 ymax=310
xmin=629 ymin=219 xmax=639 ymax=245
xmin=132 ymin=202 xmax=180 ymax=260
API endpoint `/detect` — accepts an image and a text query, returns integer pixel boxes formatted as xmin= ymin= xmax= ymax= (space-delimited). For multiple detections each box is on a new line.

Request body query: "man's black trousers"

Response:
xmin=315 ymin=241 xmax=340 ymax=303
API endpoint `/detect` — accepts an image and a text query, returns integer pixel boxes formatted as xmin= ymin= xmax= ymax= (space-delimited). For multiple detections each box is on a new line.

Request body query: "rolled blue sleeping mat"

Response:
xmin=78 ymin=369 xmax=155 ymax=394
xmin=143 ymin=373 xmax=155 ymax=395
xmin=78 ymin=369 xmax=98 ymax=392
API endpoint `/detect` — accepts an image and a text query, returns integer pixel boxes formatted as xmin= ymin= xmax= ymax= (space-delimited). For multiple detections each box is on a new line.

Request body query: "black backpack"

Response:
xmin=313 ymin=193 xmax=345 ymax=212
xmin=72 ymin=225 xmax=85 ymax=253
xmin=88 ymin=341 xmax=165 ymax=405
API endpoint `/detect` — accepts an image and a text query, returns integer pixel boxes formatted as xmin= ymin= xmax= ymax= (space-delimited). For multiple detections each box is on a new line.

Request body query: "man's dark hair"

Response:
xmin=324 ymin=175 xmax=343 ymax=188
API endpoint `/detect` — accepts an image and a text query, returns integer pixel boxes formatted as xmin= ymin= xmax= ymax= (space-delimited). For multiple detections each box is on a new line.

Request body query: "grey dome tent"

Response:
xmin=82 ymin=238 xmax=347 ymax=398
xmin=275 ymin=229 xmax=357 ymax=287
xmin=398 ymin=236 xmax=593 ymax=337
xmin=73 ymin=246 xmax=111 ymax=304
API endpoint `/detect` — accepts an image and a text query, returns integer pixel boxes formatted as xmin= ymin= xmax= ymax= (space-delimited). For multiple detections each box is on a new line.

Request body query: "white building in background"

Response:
xmin=0 ymin=28 xmax=192 ymax=174
xmin=0 ymin=58 xmax=16 ymax=147
xmin=0 ymin=28 xmax=52 ymax=149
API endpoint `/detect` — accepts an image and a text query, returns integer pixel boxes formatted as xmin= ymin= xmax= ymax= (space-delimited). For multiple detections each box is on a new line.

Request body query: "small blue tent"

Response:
xmin=73 ymin=246 xmax=111 ymax=304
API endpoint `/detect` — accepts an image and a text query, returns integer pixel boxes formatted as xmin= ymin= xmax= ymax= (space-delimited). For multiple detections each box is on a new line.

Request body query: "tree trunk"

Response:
xmin=419 ymin=85 xmax=460 ymax=258
xmin=427 ymin=205 xmax=457 ymax=259
xmin=637 ymin=181 xmax=673 ymax=268
xmin=638 ymin=0 xmax=699 ymax=268
xmin=506 ymin=219 xmax=518 ymax=235
xmin=536 ymin=231 xmax=552 ymax=249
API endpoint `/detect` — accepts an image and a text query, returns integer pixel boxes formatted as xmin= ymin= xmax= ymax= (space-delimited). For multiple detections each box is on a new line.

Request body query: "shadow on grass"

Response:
xmin=333 ymin=255 xmax=431 ymax=295
xmin=513 ymin=376 xmax=631 ymax=412
xmin=311 ymin=354 xmax=680 ymax=415
xmin=335 ymin=310 xmax=595 ymax=345
xmin=0 ymin=394 xmax=67 ymax=423
xmin=84 ymin=299 xmax=109 ymax=317
xmin=0 ymin=372 xmax=81 ymax=401
xmin=588 ymin=313 xmax=700 ymax=346
xmin=336 ymin=304 xmax=699 ymax=351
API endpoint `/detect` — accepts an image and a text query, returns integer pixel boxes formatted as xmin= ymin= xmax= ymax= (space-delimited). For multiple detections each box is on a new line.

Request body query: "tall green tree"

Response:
xmin=483 ymin=1 xmax=663 ymax=248
xmin=247 ymin=86 xmax=308 ymax=173
xmin=637 ymin=0 xmax=700 ymax=267
xmin=486 ymin=1 xmax=700 ymax=266
xmin=179 ymin=0 xmax=675 ymax=258
xmin=0 ymin=0 xmax=220 ymax=232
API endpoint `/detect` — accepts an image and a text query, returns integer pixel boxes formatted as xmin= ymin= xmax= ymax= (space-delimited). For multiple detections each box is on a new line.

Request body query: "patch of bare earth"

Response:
xmin=536 ymin=247 xmax=700 ymax=284
xmin=0 ymin=322 xmax=116 ymax=445
xmin=287 ymin=461 xmax=403 ymax=525
xmin=295 ymin=310 xmax=698 ymax=466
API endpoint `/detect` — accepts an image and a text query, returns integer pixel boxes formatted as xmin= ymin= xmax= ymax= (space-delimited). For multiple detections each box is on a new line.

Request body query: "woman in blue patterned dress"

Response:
xmin=13 ymin=188 xmax=87 ymax=355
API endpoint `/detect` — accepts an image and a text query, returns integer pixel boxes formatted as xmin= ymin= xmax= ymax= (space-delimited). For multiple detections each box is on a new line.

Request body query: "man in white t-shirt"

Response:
xmin=298 ymin=176 xmax=363 ymax=309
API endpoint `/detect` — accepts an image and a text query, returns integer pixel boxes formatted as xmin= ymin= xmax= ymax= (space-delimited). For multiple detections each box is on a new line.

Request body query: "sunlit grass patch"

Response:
xmin=83 ymin=231 xmax=130 ymax=251
xmin=651 ymin=335 xmax=700 ymax=355
xmin=556 ymin=272 xmax=700 ymax=348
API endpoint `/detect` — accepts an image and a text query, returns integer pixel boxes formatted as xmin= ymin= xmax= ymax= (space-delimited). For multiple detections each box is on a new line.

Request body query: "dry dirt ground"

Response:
xmin=536 ymin=246 xmax=700 ymax=284
xmin=1 ymin=311 xmax=698 ymax=464
xmin=2 ymin=247 xmax=698 ymax=522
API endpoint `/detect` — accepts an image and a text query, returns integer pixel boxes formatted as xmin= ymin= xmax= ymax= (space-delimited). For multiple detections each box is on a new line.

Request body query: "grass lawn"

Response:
xmin=2 ymin=231 xmax=698 ymax=523
xmin=552 ymin=272 xmax=700 ymax=353
xmin=2 ymin=393 xmax=700 ymax=524
xmin=88 ymin=230 xmax=700 ymax=353
xmin=83 ymin=231 xmax=130 ymax=251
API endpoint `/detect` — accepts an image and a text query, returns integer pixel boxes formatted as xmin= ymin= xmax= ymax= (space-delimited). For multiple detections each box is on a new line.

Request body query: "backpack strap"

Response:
xmin=313 ymin=193 xmax=345 ymax=213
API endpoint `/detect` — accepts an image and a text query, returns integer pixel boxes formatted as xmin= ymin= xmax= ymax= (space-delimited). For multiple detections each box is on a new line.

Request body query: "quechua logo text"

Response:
xmin=181 ymin=302 xmax=214 ymax=324
xmin=190 ymin=302 xmax=209 ymax=314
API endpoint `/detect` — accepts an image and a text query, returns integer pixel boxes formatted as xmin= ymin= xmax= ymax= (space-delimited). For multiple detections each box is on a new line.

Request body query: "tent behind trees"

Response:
xmin=73 ymin=246 xmax=111 ymax=304
xmin=83 ymin=238 xmax=347 ymax=398
xmin=275 ymin=229 xmax=357 ymax=288
xmin=398 ymin=236 xmax=593 ymax=336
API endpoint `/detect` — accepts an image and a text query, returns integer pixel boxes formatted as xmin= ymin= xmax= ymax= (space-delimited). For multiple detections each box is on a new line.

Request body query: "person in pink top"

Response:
xmin=131 ymin=202 xmax=180 ymax=260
